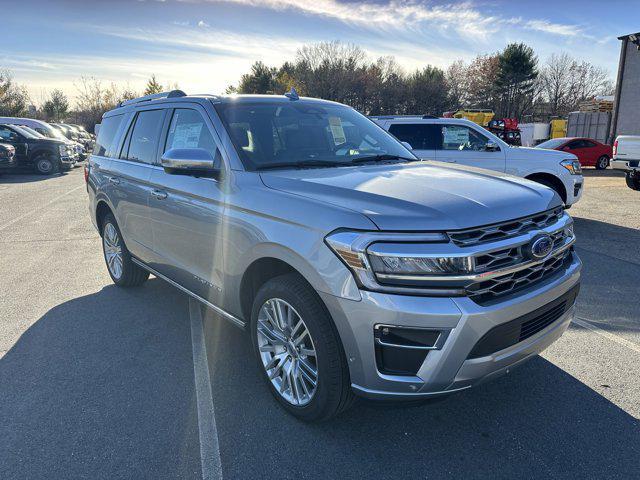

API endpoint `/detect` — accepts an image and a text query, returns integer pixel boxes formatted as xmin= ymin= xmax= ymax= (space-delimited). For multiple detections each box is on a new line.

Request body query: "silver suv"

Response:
xmin=87 ymin=90 xmax=581 ymax=421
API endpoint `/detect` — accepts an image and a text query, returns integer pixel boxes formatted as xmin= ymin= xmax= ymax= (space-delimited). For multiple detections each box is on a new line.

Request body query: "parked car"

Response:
xmin=536 ymin=137 xmax=612 ymax=170
xmin=88 ymin=91 xmax=581 ymax=421
xmin=372 ymin=116 xmax=583 ymax=206
xmin=51 ymin=123 xmax=89 ymax=160
xmin=0 ymin=117 xmax=84 ymax=162
xmin=0 ymin=123 xmax=75 ymax=174
xmin=611 ymin=135 xmax=640 ymax=190
xmin=0 ymin=142 xmax=17 ymax=171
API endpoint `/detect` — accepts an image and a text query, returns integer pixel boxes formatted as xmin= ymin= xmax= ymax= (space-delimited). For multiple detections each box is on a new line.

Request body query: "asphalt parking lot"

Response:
xmin=1 ymin=167 xmax=639 ymax=479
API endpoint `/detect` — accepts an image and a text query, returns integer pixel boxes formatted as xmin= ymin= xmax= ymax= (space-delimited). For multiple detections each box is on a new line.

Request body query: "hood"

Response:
xmin=510 ymin=145 xmax=578 ymax=161
xmin=260 ymin=162 xmax=561 ymax=231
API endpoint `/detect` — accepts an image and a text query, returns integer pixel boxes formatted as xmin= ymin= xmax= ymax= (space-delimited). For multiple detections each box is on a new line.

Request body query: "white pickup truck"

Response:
xmin=611 ymin=135 xmax=640 ymax=190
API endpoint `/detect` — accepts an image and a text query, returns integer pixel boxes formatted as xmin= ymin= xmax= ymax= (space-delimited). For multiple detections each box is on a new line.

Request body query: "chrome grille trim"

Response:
xmin=448 ymin=207 xmax=564 ymax=247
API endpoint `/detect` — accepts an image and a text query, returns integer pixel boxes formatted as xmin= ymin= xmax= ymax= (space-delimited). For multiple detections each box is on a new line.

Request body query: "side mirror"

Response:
xmin=161 ymin=148 xmax=220 ymax=178
xmin=401 ymin=141 xmax=413 ymax=150
xmin=485 ymin=142 xmax=500 ymax=152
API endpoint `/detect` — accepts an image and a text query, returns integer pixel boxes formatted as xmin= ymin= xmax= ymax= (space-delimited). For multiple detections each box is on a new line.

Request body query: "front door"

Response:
xmin=435 ymin=124 xmax=506 ymax=172
xmin=0 ymin=126 xmax=28 ymax=164
xmin=148 ymin=106 xmax=227 ymax=306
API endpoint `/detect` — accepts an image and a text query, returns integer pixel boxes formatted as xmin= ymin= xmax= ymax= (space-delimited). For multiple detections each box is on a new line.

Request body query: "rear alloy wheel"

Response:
xmin=34 ymin=155 xmax=59 ymax=175
xmin=251 ymin=274 xmax=354 ymax=421
xmin=596 ymin=155 xmax=609 ymax=170
xmin=101 ymin=213 xmax=149 ymax=287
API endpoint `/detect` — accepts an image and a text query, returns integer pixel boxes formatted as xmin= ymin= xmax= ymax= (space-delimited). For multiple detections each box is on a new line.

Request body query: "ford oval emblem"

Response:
xmin=527 ymin=234 xmax=554 ymax=260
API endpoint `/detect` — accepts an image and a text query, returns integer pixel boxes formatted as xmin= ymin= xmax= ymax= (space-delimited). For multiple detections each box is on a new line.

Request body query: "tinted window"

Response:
xmin=388 ymin=123 xmax=440 ymax=150
xmin=123 ymin=110 xmax=165 ymax=164
xmin=0 ymin=126 xmax=20 ymax=141
xmin=566 ymin=140 xmax=584 ymax=150
xmin=439 ymin=125 xmax=489 ymax=151
xmin=95 ymin=114 xmax=125 ymax=157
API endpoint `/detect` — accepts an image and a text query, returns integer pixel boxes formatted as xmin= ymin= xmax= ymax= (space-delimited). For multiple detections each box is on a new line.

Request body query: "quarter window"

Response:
xmin=439 ymin=125 xmax=490 ymax=151
xmin=95 ymin=114 xmax=125 ymax=158
xmin=122 ymin=109 xmax=165 ymax=164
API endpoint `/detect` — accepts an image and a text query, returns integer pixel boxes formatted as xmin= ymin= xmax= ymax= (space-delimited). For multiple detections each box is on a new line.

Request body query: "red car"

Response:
xmin=537 ymin=137 xmax=613 ymax=169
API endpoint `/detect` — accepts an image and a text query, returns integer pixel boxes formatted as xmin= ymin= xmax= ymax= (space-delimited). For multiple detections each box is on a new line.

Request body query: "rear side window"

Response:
xmin=95 ymin=114 xmax=125 ymax=157
xmin=95 ymin=115 xmax=124 ymax=157
xmin=388 ymin=123 xmax=440 ymax=150
xmin=122 ymin=109 xmax=166 ymax=164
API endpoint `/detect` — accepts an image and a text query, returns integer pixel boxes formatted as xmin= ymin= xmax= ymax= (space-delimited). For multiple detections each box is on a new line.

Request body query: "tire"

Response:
xmin=250 ymin=273 xmax=354 ymax=421
xmin=625 ymin=172 xmax=640 ymax=191
xmin=33 ymin=154 xmax=59 ymax=175
xmin=596 ymin=156 xmax=609 ymax=170
xmin=101 ymin=213 xmax=149 ymax=287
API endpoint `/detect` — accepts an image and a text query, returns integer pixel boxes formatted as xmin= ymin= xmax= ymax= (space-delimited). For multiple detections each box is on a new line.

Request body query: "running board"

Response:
xmin=131 ymin=257 xmax=246 ymax=329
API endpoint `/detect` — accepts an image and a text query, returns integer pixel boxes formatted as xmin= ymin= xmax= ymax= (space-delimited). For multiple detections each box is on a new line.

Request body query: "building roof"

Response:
xmin=618 ymin=32 xmax=640 ymax=40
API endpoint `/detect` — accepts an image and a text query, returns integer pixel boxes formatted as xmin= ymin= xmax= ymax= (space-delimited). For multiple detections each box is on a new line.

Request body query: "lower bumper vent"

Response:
xmin=467 ymin=283 xmax=580 ymax=359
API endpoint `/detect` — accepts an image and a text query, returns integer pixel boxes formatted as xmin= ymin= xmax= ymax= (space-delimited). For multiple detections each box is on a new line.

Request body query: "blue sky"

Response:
xmin=2 ymin=0 xmax=638 ymax=105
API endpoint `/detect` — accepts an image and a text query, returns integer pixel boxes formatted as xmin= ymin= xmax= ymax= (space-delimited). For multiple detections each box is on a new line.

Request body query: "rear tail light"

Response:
xmin=613 ymin=139 xmax=618 ymax=156
xmin=83 ymin=164 xmax=89 ymax=183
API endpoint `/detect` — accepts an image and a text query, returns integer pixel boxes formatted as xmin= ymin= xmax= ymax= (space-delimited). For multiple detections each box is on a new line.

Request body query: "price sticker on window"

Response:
xmin=328 ymin=116 xmax=346 ymax=145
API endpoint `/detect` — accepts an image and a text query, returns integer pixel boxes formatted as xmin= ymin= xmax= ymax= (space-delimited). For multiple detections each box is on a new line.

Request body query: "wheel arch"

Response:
xmin=525 ymin=172 xmax=567 ymax=203
xmin=95 ymin=200 xmax=114 ymax=237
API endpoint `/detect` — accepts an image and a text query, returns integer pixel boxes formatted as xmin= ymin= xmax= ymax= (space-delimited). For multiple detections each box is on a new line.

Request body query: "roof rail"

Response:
xmin=119 ymin=89 xmax=187 ymax=107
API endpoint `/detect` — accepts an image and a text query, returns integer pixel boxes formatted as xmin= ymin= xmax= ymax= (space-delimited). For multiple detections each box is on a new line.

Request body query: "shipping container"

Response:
xmin=567 ymin=112 xmax=611 ymax=144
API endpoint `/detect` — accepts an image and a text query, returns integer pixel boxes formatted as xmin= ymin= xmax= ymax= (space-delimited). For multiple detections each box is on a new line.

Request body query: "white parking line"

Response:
xmin=189 ymin=298 xmax=224 ymax=480
xmin=573 ymin=317 xmax=640 ymax=355
xmin=0 ymin=184 xmax=84 ymax=232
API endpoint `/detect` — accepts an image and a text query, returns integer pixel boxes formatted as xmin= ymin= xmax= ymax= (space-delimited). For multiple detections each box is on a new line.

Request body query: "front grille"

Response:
xmin=448 ymin=207 xmax=564 ymax=247
xmin=467 ymin=249 xmax=573 ymax=304
xmin=467 ymin=283 xmax=580 ymax=359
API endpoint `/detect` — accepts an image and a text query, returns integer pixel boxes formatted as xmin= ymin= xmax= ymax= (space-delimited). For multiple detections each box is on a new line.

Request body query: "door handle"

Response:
xmin=108 ymin=176 xmax=120 ymax=185
xmin=151 ymin=189 xmax=168 ymax=200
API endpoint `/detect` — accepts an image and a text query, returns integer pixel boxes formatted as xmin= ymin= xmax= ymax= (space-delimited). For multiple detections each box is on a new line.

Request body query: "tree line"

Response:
xmin=0 ymin=41 xmax=613 ymax=132
xmin=227 ymin=41 xmax=613 ymax=120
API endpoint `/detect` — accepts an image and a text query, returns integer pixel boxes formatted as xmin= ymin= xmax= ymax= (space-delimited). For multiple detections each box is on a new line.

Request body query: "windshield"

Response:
xmin=537 ymin=138 xmax=567 ymax=149
xmin=18 ymin=125 xmax=45 ymax=138
xmin=8 ymin=125 xmax=42 ymax=140
xmin=215 ymin=101 xmax=417 ymax=170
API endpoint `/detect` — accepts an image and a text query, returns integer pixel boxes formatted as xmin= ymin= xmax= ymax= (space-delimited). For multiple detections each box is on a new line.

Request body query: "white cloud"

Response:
xmin=524 ymin=20 xmax=580 ymax=37
xmin=197 ymin=20 xmax=210 ymax=28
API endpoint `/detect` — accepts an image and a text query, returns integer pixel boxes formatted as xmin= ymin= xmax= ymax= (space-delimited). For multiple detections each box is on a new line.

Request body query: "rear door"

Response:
xmin=434 ymin=123 xmax=506 ymax=172
xmin=387 ymin=122 xmax=439 ymax=160
xmin=148 ymin=105 xmax=227 ymax=306
xmin=105 ymin=108 xmax=167 ymax=262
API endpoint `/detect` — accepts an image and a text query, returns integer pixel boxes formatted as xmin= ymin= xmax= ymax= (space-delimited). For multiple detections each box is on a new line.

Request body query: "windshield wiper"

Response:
xmin=349 ymin=154 xmax=419 ymax=164
xmin=256 ymin=160 xmax=351 ymax=171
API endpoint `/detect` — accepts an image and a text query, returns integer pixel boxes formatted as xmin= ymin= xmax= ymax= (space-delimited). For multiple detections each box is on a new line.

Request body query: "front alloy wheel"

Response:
xmin=256 ymin=298 xmax=318 ymax=406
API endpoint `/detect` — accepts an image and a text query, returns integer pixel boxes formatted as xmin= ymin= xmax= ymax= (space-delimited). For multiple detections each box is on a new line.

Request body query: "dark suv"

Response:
xmin=0 ymin=124 xmax=75 ymax=174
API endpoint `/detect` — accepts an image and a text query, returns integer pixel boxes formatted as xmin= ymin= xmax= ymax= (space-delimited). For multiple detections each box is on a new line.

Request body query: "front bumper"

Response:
xmin=321 ymin=251 xmax=581 ymax=400
xmin=564 ymin=175 xmax=583 ymax=206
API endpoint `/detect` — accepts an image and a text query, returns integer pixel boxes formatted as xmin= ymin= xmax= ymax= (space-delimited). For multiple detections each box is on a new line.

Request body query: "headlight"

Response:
xmin=58 ymin=145 xmax=66 ymax=156
xmin=560 ymin=159 xmax=582 ymax=175
xmin=325 ymin=230 xmax=469 ymax=294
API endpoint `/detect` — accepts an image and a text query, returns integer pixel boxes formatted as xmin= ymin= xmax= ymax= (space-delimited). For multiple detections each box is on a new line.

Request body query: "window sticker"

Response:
xmin=328 ymin=116 xmax=346 ymax=145
xmin=171 ymin=122 xmax=203 ymax=148
xmin=443 ymin=126 xmax=469 ymax=145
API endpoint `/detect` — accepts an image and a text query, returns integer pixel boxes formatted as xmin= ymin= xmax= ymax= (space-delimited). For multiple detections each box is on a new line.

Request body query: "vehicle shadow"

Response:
xmin=0 ymin=279 xmax=202 ymax=480
xmin=581 ymin=168 xmax=624 ymax=178
xmin=573 ymin=217 xmax=640 ymax=332
xmin=204 ymin=311 xmax=640 ymax=479
xmin=0 ymin=171 xmax=70 ymax=184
